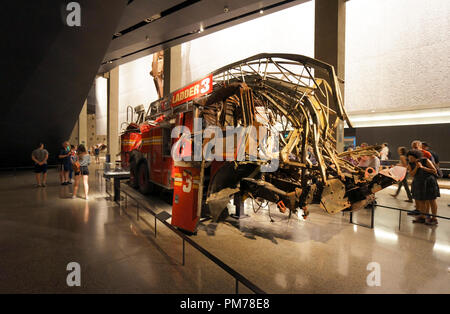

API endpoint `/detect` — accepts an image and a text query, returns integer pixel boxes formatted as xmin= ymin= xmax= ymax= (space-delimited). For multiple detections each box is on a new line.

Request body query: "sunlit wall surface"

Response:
xmin=95 ymin=76 xmax=108 ymax=135
xmin=118 ymin=54 xmax=159 ymax=132
xmin=177 ymin=1 xmax=315 ymax=90
xmin=345 ymin=0 xmax=450 ymax=123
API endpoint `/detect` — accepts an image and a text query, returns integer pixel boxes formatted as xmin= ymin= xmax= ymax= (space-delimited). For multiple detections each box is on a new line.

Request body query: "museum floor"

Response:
xmin=0 ymin=165 xmax=449 ymax=293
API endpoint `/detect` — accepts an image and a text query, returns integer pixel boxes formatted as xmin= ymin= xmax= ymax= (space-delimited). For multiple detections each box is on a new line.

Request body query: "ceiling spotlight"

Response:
xmin=145 ymin=13 xmax=161 ymax=23
xmin=224 ymin=6 xmax=229 ymax=13
xmin=145 ymin=35 xmax=149 ymax=41
xmin=199 ymin=25 xmax=204 ymax=33
xmin=114 ymin=32 xmax=122 ymax=37
xmin=259 ymin=9 xmax=264 ymax=14
xmin=108 ymin=61 xmax=113 ymax=64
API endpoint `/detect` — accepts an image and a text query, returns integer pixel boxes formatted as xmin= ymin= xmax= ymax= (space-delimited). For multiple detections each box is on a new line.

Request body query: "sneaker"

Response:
xmin=34 ymin=184 xmax=41 ymax=188
xmin=41 ymin=183 xmax=46 ymax=187
xmin=407 ymin=209 xmax=420 ymax=216
xmin=67 ymin=181 xmax=72 ymax=185
xmin=85 ymin=196 xmax=89 ymax=200
xmin=61 ymin=182 xmax=66 ymax=186
xmin=72 ymin=194 xmax=76 ymax=199
xmin=413 ymin=217 xmax=426 ymax=224
xmin=425 ymin=219 xmax=438 ymax=226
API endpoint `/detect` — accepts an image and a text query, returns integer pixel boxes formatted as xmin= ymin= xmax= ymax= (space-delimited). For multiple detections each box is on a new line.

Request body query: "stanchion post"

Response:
xmin=137 ymin=202 xmax=139 ymax=221
xmin=182 ymin=238 xmax=185 ymax=266
xmin=398 ymin=210 xmax=402 ymax=231
xmin=370 ymin=202 xmax=375 ymax=229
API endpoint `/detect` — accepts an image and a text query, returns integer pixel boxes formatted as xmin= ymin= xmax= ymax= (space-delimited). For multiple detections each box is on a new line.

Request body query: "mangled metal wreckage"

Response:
xmin=121 ymin=53 xmax=405 ymax=233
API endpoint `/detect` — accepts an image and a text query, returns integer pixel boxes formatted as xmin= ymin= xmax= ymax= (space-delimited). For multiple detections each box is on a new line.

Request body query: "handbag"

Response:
xmin=72 ymin=160 xmax=81 ymax=172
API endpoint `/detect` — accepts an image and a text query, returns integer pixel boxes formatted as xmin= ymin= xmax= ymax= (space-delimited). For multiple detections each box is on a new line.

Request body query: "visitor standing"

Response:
xmin=58 ymin=141 xmax=71 ymax=185
xmin=68 ymin=145 xmax=76 ymax=183
xmin=72 ymin=144 xmax=91 ymax=200
xmin=391 ymin=146 xmax=413 ymax=202
xmin=407 ymin=149 xmax=440 ymax=226
xmin=411 ymin=140 xmax=432 ymax=160
xmin=380 ymin=143 xmax=389 ymax=160
xmin=358 ymin=154 xmax=380 ymax=173
xmin=31 ymin=143 xmax=48 ymax=187
xmin=422 ymin=142 xmax=441 ymax=177
xmin=94 ymin=145 xmax=100 ymax=164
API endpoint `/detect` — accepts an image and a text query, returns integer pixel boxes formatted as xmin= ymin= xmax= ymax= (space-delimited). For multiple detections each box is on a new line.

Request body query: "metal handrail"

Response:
xmin=375 ymin=204 xmax=450 ymax=220
xmin=119 ymin=185 xmax=266 ymax=294
xmin=348 ymin=202 xmax=450 ymax=231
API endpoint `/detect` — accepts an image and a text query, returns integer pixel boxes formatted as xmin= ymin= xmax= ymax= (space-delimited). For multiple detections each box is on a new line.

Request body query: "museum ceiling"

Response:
xmin=98 ymin=0 xmax=310 ymax=73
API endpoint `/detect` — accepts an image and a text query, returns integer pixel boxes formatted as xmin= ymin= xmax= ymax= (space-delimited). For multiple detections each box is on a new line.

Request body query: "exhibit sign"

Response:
xmin=171 ymin=74 xmax=213 ymax=107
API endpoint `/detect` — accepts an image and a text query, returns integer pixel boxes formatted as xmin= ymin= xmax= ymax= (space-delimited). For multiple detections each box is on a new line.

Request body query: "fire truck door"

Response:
xmin=171 ymin=166 xmax=200 ymax=233
xmin=150 ymin=128 xmax=163 ymax=184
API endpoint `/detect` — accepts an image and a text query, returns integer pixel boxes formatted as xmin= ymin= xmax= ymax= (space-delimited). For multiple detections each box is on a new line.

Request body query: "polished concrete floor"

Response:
xmin=0 ymin=167 xmax=235 ymax=293
xmin=0 ymin=165 xmax=449 ymax=293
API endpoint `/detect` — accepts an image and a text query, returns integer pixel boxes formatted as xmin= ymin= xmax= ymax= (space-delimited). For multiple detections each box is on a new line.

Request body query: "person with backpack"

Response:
xmin=422 ymin=142 xmax=442 ymax=178
xmin=72 ymin=144 xmax=91 ymax=200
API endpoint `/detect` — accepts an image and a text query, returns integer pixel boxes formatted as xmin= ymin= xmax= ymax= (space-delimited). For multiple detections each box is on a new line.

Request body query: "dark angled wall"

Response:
xmin=0 ymin=0 xmax=128 ymax=167
xmin=345 ymin=123 xmax=450 ymax=161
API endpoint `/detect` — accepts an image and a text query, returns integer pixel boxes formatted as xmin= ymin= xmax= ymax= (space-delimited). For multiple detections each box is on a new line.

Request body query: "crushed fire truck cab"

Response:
xmin=120 ymin=53 xmax=406 ymax=234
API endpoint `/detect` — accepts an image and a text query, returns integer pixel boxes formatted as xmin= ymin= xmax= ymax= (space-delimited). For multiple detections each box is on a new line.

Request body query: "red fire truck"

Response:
xmin=120 ymin=54 xmax=404 ymax=235
xmin=121 ymin=74 xmax=215 ymax=234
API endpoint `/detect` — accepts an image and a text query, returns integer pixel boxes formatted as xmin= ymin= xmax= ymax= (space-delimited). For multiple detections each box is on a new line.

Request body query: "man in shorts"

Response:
xmin=31 ymin=143 xmax=48 ymax=187
xmin=58 ymin=141 xmax=71 ymax=185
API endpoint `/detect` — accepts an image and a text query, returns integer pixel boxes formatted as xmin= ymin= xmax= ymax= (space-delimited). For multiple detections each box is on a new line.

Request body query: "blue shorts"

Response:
xmin=58 ymin=162 xmax=70 ymax=172
xmin=34 ymin=163 xmax=47 ymax=173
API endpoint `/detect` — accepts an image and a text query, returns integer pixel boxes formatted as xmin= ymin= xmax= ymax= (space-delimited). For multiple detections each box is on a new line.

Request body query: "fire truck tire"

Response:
xmin=138 ymin=162 xmax=153 ymax=194
xmin=129 ymin=160 xmax=139 ymax=189
xmin=207 ymin=163 xmax=259 ymax=221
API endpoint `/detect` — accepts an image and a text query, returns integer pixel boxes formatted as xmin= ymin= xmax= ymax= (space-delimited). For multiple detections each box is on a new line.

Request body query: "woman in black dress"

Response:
xmin=407 ymin=149 xmax=440 ymax=225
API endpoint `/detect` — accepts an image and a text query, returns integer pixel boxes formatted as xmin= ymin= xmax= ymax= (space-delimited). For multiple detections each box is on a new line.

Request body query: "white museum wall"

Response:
xmin=174 ymin=0 xmax=315 ymax=91
xmin=345 ymin=0 xmax=450 ymax=126
xmin=118 ymin=54 xmax=159 ymax=133
xmin=95 ymin=76 xmax=108 ymax=135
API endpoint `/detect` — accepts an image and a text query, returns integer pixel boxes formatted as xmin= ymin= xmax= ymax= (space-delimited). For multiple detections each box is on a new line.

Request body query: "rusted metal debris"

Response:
xmin=129 ymin=54 xmax=405 ymax=223
xmin=194 ymin=54 xmax=404 ymax=220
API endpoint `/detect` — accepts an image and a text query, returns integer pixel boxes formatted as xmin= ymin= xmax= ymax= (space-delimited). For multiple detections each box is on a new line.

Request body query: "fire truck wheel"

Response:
xmin=129 ymin=160 xmax=139 ymax=189
xmin=138 ymin=162 xmax=153 ymax=194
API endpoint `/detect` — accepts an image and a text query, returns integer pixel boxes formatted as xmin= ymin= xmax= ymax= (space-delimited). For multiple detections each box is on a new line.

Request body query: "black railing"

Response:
xmin=118 ymin=184 xmax=266 ymax=294
xmin=347 ymin=202 xmax=450 ymax=231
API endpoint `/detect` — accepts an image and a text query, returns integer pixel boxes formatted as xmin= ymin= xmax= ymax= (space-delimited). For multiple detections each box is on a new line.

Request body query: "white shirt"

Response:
xmin=380 ymin=147 xmax=389 ymax=160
